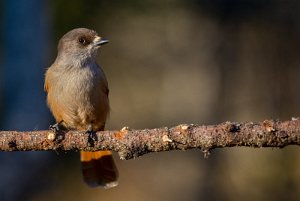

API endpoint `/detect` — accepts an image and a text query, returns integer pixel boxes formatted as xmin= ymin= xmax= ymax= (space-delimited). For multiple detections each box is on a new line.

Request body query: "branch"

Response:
xmin=0 ymin=119 xmax=299 ymax=159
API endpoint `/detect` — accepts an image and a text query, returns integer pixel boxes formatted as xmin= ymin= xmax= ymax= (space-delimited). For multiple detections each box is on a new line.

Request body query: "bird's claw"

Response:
xmin=49 ymin=123 xmax=60 ymax=133
xmin=49 ymin=122 xmax=64 ymax=142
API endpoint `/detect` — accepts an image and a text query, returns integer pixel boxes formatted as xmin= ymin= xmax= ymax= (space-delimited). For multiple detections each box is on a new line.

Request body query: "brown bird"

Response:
xmin=44 ymin=28 xmax=118 ymax=188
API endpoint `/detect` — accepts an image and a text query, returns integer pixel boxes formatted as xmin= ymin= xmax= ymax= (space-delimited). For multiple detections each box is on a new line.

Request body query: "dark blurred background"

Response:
xmin=0 ymin=0 xmax=299 ymax=201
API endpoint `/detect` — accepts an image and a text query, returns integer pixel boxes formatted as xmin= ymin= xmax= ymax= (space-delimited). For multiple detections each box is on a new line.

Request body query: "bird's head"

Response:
xmin=56 ymin=28 xmax=108 ymax=65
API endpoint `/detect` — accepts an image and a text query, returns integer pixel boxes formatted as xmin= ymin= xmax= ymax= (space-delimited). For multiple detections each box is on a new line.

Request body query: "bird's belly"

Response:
xmin=48 ymin=70 xmax=108 ymax=131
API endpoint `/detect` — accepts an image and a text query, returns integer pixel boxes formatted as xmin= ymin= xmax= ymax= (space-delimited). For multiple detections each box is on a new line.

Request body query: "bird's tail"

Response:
xmin=80 ymin=150 xmax=118 ymax=188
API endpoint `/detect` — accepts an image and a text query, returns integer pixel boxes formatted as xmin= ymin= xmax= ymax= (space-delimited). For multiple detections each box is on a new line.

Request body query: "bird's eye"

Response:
xmin=78 ymin=37 xmax=88 ymax=45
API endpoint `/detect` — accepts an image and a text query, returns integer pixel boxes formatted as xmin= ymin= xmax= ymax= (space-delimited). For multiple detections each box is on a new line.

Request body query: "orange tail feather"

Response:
xmin=80 ymin=151 xmax=118 ymax=188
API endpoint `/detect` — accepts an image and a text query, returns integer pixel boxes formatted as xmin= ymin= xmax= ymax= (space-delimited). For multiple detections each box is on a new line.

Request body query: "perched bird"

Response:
xmin=44 ymin=28 xmax=118 ymax=188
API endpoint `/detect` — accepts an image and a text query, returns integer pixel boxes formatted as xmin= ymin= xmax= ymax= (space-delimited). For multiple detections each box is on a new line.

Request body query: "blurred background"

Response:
xmin=0 ymin=0 xmax=300 ymax=201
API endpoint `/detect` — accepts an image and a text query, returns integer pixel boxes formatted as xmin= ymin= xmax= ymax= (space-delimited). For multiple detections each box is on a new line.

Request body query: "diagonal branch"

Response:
xmin=0 ymin=119 xmax=299 ymax=159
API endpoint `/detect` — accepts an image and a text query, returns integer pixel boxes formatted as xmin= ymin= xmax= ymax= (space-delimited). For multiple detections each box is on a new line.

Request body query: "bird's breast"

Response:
xmin=47 ymin=64 xmax=109 ymax=130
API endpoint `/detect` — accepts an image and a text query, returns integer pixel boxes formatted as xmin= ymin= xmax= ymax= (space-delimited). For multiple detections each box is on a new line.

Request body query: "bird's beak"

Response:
xmin=93 ymin=36 xmax=109 ymax=46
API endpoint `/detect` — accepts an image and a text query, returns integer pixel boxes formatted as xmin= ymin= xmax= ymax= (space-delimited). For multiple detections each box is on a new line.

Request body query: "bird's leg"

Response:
xmin=49 ymin=121 xmax=63 ymax=132
xmin=86 ymin=123 xmax=94 ymax=134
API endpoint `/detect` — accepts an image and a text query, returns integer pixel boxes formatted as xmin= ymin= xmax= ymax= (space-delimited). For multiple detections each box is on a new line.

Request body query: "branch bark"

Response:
xmin=0 ymin=119 xmax=299 ymax=159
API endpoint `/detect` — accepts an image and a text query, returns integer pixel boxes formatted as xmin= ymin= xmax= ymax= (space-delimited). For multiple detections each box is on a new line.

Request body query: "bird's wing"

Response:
xmin=44 ymin=67 xmax=52 ymax=93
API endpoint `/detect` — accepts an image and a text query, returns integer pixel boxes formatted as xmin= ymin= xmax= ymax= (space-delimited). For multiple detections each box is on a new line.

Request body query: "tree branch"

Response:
xmin=0 ymin=119 xmax=299 ymax=159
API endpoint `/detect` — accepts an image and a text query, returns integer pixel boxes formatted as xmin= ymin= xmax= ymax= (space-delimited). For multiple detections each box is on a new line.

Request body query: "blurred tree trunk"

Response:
xmin=0 ymin=0 xmax=53 ymax=201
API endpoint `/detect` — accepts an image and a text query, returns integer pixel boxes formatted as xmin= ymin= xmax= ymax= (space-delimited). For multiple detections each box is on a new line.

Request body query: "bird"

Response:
xmin=44 ymin=28 xmax=118 ymax=188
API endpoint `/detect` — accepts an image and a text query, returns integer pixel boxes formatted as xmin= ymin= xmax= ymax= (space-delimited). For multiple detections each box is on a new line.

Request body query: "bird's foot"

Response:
xmin=86 ymin=125 xmax=97 ymax=147
xmin=49 ymin=122 xmax=61 ymax=133
xmin=48 ymin=122 xmax=64 ymax=141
